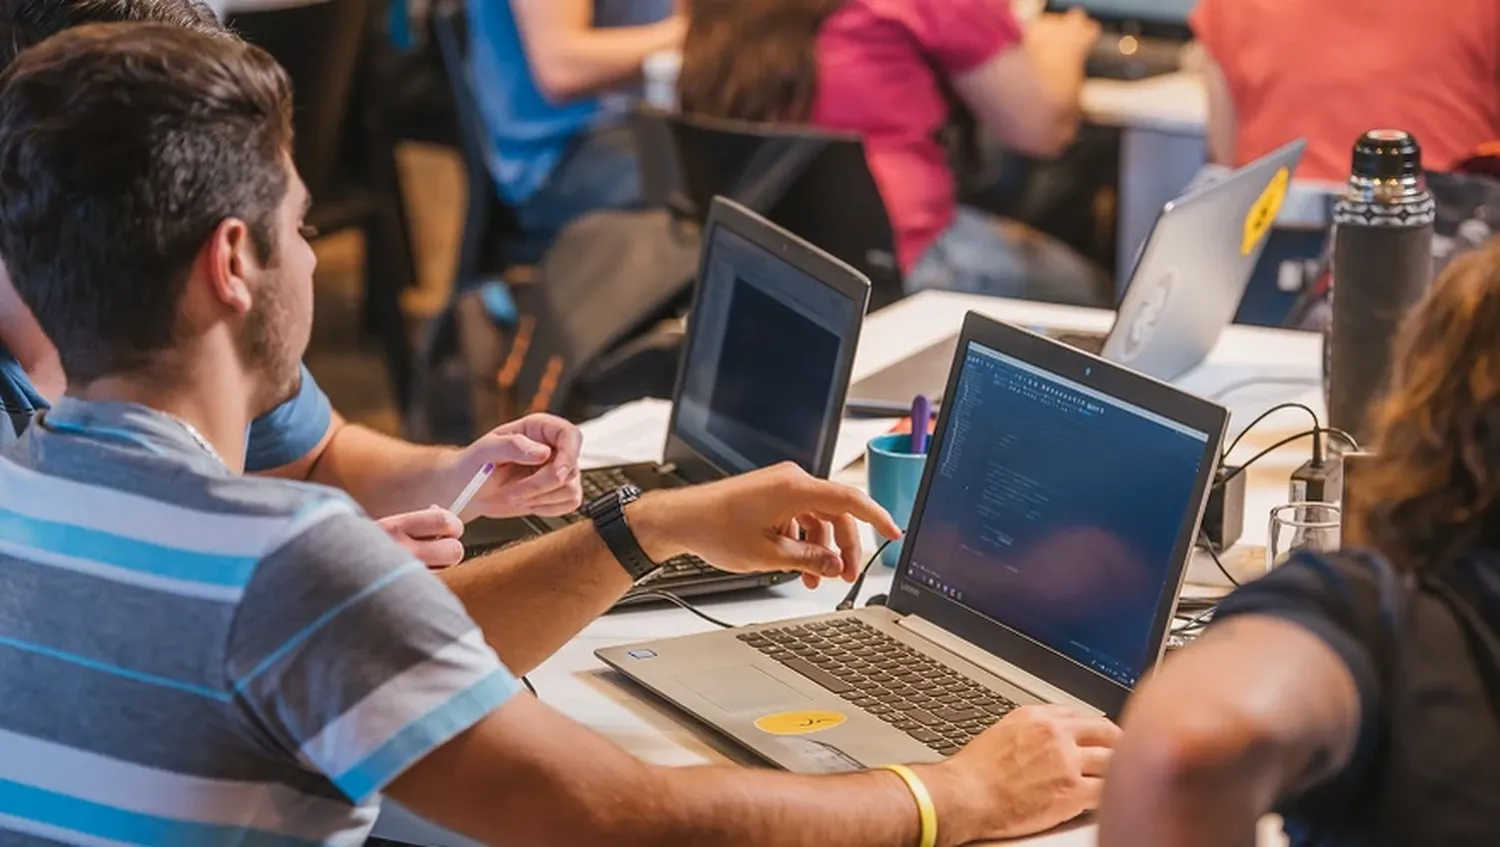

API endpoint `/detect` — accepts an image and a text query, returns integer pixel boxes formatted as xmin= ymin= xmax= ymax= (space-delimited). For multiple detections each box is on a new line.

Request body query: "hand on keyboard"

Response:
xmin=924 ymin=704 xmax=1120 ymax=843
xmin=632 ymin=463 xmax=902 ymax=589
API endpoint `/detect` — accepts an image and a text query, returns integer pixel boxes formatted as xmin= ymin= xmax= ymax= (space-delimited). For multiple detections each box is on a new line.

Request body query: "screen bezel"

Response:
xmin=662 ymin=197 xmax=872 ymax=483
xmin=888 ymin=312 xmax=1228 ymax=717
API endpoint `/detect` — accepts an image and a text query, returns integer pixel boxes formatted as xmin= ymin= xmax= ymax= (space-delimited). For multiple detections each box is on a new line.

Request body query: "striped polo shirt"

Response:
xmin=0 ymin=398 xmax=520 ymax=845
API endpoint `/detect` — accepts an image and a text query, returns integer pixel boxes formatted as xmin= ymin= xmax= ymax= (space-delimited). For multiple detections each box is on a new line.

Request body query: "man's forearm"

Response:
xmin=644 ymin=761 xmax=983 ymax=847
xmin=309 ymin=421 xmax=458 ymax=518
xmin=393 ymin=695 xmax=983 ymax=847
xmin=439 ymin=521 xmax=631 ymax=675
xmin=438 ymin=497 xmax=684 ymax=674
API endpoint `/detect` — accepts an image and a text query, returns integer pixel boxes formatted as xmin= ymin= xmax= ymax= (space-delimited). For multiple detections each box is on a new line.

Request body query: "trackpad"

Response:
xmin=677 ymin=665 xmax=811 ymax=713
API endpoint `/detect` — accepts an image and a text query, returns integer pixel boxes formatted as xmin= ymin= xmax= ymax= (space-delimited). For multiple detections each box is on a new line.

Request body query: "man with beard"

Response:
xmin=0 ymin=23 xmax=1118 ymax=846
xmin=0 ymin=0 xmax=586 ymax=569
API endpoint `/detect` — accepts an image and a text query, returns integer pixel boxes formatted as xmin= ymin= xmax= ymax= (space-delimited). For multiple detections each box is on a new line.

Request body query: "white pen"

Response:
xmin=447 ymin=462 xmax=496 ymax=517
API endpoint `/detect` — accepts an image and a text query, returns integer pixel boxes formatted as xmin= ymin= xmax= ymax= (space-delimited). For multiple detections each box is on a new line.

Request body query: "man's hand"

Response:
xmin=630 ymin=463 xmax=902 ymax=589
xmin=446 ymin=415 xmax=584 ymax=520
xmin=924 ymin=705 xmax=1119 ymax=844
xmin=380 ymin=506 xmax=466 ymax=569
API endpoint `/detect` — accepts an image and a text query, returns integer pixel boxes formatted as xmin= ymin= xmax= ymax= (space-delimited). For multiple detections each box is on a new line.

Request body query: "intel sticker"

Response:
xmin=626 ymin=649 xmax=657 ymax=660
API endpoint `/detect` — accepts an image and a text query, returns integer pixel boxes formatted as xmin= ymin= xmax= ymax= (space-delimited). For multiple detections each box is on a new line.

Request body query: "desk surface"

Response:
xmin=1082 ymin=72 xmax=1207 ymax=134
xmin=379 ymin=292 xmax=1311 ymax=847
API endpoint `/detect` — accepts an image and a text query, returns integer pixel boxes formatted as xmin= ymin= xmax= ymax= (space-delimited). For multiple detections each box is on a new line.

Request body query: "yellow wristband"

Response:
xmin=879 ymin=764 xmax=938 ymax=847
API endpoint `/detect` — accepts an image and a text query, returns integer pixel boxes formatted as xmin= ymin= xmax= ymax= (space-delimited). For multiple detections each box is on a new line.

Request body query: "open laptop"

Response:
xmin=599 ymin=312 xmax=1227 ymax=771
xmin=847 ymin=139 xmax=1306 ymax=410
xmin=464 ymin=197 xmax=872 ymax=604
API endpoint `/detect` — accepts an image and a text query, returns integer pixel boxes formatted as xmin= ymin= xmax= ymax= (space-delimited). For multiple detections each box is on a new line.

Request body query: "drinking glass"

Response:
xmin=1266 ymin=502 xmax=1341 ymax=571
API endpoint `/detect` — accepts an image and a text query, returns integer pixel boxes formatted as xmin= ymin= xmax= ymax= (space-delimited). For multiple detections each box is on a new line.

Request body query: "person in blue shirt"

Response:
xmin=0 ymin=0 xmax=586 ymax=567
xmin=468 ymin=0 xmax=682 ymax=253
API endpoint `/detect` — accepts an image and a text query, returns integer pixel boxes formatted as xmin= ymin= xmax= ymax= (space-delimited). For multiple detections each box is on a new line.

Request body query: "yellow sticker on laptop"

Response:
xmin=754 ymin=710 xmax=848 ymax=736
xmin=1242 ymin=166 xmax=1290 ymax=256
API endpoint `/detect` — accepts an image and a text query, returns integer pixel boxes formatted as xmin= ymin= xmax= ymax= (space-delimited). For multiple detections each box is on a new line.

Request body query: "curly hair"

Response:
xmin=1349 ymin=237 xmax=1500 ymax=570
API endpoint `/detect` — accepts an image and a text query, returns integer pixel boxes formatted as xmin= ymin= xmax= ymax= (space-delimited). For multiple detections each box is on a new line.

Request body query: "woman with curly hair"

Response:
xmin=1099 ymin=238 xmax=1500 ymax=847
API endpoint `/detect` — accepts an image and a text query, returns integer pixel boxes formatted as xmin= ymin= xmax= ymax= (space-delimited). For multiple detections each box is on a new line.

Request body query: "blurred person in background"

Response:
xmin=1099 ymin=238 xmax=1500 ymax=847
xmin=468 ymin=0 xmax=684 ymax=252
xmin=680 ymin=0 xmax=1108 ymax=306
xmin=1189 ymin=0 xmax=1500 ymax=182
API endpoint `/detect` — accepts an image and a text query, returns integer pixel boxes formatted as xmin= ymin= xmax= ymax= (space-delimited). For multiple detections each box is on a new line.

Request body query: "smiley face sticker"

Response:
xmin=754 ymin=710 xmax=848 ymax=736
xmin=1242 ymin=166 xmax=1290 ymax=256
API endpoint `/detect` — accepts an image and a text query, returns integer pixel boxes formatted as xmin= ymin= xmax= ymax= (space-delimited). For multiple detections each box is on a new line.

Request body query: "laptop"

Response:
xmin=464 ymin=197 xmax=872 ymax=604
xmin=599 ymin=312 xmax=1227 ymax=771
xmin=847 ymin=139 xmax=1306 ymax=409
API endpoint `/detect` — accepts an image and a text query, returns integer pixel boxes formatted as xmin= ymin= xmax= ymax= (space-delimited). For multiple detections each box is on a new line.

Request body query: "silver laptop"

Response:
xmin=599 ymin=313 xmax=1228 ymax=772
xmin=845 ymin=139 xmax=1307 ymax=409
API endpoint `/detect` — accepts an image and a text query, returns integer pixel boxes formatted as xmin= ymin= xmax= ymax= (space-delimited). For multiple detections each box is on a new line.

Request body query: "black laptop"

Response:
xmin=464 ymin=197 xmax=872 ymax=605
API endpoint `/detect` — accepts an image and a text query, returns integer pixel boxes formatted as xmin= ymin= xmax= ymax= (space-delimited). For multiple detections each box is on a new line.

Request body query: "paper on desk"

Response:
xmin=577 ymin=399 xmax=897 ymax=475
xmin=832 ymin=417 xmax=901 ymax=472
xmin=578 ymin=399 xmax=672 ymax=469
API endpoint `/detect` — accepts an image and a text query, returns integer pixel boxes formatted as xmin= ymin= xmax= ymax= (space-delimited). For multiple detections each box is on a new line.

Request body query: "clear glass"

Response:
xmin=1267 ymin=502 xmax=1341 ymax=571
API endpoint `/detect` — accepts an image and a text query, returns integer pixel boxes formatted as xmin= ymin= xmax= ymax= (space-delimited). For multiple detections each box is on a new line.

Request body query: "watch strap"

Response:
xmin=589 ymin=487 xmax=657 ymax=581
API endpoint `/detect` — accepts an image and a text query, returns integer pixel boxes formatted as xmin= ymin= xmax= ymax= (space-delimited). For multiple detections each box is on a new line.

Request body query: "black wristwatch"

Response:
xmin=584 ymin=484 xmax=659 ymax=581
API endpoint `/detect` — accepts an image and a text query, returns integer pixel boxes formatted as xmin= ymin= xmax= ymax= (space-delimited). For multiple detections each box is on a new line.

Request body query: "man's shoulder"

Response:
xmin=5 ymin=447 xmax=372 ymax=561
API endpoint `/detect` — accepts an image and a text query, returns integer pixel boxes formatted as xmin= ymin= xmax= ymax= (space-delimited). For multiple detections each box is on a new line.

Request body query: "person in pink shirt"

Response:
xmin=1191 ymin=0 xmax=1500 ymax=183
xmin=681 ymin=0 xmax=1105 ymax=306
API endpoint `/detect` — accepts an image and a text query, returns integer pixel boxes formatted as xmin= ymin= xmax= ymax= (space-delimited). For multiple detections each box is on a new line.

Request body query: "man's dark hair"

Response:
xmin=0 ymin=23 xmax=293 ymax=383
xmin=0 ymin=0 xmax=226 ymax=70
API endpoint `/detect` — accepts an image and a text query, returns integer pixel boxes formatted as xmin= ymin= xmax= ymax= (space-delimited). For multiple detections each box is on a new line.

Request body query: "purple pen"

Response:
xmin=448 ymin=461 xmax=496 ymax=515
xmin=909 ymin=395 xmax=931 ymax=454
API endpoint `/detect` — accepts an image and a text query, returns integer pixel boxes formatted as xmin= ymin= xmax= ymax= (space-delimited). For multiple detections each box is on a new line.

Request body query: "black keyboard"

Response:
xmin=1050 ymin=331 xmax=1108 ymax=355
xmin=581 ymin=466 xmax=635 ymax=502
xmin=738 ymin=618 xmax=1018 ymax=756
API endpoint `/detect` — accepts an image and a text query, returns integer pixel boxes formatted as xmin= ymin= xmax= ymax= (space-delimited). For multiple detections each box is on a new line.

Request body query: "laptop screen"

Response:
xmin=902 ymin=340 xmax=1210 ymax=688
xmin=673 ymin=223 xmax=858 ymax=475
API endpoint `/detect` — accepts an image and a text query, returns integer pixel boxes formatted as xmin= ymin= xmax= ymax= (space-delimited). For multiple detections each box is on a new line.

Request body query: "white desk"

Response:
xmin=378 ymin=291 xmax=1312 ymax=847
xmin=1082 ymin=73 xmax=1209 ymax=296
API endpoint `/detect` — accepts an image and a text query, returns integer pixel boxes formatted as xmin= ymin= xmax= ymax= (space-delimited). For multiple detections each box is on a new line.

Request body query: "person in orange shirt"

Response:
xmin=1190 ymin=0 xmax=1500 ymax=182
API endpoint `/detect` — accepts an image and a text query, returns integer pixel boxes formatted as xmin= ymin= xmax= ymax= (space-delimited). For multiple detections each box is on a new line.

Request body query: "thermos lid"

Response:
xmin=1351 ymin=129 xmax=1423 ymax=179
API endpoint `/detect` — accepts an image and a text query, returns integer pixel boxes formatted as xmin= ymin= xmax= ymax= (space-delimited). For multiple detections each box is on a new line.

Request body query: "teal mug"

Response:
xmin=866 ymin=433 xmax=929 ymax=567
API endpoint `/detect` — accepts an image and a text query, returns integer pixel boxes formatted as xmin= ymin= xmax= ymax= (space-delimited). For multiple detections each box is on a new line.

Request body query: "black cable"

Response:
xmin=1197 ymin=530 xmax=1240 ymax=587
xmin=1223 ymin=402 xmax=1321 ymax=460
xmin=837 ymin=539 xmax=895 ymax=611
xmin=631 ymin=590 xmax=742 ymax=630
xmin=1217 ymin=428 xmax=1354 ymax=490
xmin=1208 ymin=376 xmax=1321 ymax=402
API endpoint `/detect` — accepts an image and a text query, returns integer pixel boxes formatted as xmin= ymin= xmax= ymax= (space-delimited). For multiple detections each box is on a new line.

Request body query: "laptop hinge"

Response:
xmin=897 ymin=615 xmax=1104 ymax=716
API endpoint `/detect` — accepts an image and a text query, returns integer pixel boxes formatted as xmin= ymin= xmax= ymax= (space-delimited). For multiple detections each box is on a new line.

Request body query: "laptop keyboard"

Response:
xmin=581 ymin=467 xmax=635 ymax=502
xmin=738 ymin=618 xmax=1019 ymax=756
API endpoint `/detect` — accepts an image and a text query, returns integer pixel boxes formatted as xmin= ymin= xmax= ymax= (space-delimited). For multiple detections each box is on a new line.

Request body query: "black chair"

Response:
xmin=656 ymin=111 xmax=906 ymax=311
xmin=231 ymin=0 xmax=419 ymax=410
xmin=431 ymin=0 xmax=546 ymax=285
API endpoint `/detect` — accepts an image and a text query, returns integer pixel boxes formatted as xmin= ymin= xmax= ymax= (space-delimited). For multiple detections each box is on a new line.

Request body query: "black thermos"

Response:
xmin=1326 ymin=130 xmax=1436 ymax=442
